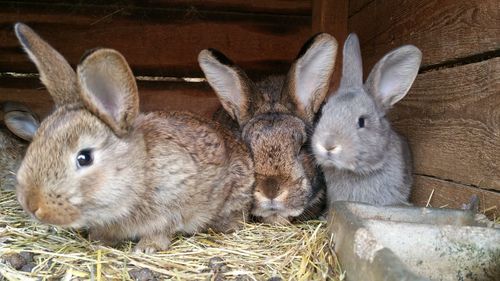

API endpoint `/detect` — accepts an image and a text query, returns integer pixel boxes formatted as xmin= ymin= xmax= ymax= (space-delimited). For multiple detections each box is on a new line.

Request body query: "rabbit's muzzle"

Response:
xmin=17 ymin=184 xmax=81 ymax=226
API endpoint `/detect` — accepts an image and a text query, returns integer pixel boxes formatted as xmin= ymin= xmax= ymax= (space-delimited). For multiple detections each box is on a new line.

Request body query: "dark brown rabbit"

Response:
xmin=199 ymin=34 xmax=338 ymax=224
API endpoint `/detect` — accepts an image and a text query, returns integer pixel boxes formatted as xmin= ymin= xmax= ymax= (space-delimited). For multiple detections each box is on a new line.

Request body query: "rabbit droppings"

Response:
xmin=312 ymin=33 xmax=422 ymax=207
xmin=14 ymin=23 xmax=255 ymax=253
xmin=0 ymin=102 xmax=39 ymax=190
xmin=198 ymin=34 xmax=338 ymax=224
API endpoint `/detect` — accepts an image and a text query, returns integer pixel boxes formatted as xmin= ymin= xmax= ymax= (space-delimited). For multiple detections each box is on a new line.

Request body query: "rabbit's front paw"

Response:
xmin=134 ymin=234 xmax=171 ymax=254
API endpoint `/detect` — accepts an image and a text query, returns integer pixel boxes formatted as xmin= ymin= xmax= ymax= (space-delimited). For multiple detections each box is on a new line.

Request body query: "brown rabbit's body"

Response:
xmin=14 ymin=23 xmax=254 ymax=253
xmin=79 ymin=111 xmax=254 ymax=249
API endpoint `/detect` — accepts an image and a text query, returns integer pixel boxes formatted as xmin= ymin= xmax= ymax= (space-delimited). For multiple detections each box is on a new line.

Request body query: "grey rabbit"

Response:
xmin=312 ymin=33 xmax=422 ymax=206
xmin=0 ymin=102 xmax=39 ymax=190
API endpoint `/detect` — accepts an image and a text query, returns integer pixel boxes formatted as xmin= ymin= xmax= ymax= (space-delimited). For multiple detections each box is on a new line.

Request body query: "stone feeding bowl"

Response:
xmin=327 ymin=201 xmax=500 ymax=281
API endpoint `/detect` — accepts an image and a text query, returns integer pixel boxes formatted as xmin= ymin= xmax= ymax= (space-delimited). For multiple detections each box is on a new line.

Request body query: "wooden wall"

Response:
xmin=0 ymin=0 xmax=498 ymax=217
xmin=348 ymin=0 xmax=500 ymax=216
xmin=0 ymin=0 xmax=312 ymax=119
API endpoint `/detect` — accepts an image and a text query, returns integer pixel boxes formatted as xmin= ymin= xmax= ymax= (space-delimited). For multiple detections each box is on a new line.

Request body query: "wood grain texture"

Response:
xmin=0 ymin=1 xmax=311 ymax=77
xmin=411 ymin=175 xmax=499 ymax=218
xmin=0 ymin=0 xmax=311 ymax=15
xmin=389 ymin=58 xmax=500 ymax=191
xmin=348 ymin=0 xmax=374 ymax=17
xmin=0 ymin=77 xmax=220 ymax=120
xmin=149 ymin=0 xmax=312 ymax=15
xmin=312 ymin=0 xmax=348 ymax=91
xmin=349 ymin=0 xmax=500 ymax=72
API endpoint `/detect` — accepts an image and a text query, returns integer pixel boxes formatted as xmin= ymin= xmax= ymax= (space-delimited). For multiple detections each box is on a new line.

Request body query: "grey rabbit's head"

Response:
xmin=313 ymin=33 xmax=421 ymax=173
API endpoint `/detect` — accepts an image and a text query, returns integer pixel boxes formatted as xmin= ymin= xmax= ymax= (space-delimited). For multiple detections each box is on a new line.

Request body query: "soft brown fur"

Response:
xmin=199 ymin=34 xmax=338 ymax=224
xmin=14 ymin=23 xmax=254 ymax=253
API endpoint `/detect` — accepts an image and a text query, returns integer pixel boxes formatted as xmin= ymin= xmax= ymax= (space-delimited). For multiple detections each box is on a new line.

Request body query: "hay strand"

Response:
xmin=0 ymin=191 xmax=343 ymax=280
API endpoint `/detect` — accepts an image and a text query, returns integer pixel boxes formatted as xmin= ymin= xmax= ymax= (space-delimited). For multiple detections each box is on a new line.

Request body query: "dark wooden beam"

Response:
xmin=0 ymin=1 xmax=311 ymax=78
xmin=312 ymin=0 xmax=348 ymax=92
xmin=0 ymin=77 xmax=220 ymax=120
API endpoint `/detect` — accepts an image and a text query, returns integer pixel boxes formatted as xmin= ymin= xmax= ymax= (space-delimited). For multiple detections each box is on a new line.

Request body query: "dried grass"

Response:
xmin=0 ymin=191 xmax=343 ymax=280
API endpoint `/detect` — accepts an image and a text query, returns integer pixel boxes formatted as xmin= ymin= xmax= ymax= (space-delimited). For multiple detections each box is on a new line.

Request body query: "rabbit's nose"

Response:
xmin=262 ymin=177 xmax=280 ymax=199
xmin=318 ymin=142 xmax=342 ymax=154
xmin=325 ymin=143 xmax=341 ymax=154
xmin=27 ymin=197 xmax=39 ymax=214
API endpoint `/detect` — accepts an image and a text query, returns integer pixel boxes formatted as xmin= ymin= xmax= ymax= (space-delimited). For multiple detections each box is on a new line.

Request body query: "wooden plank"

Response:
xmin=411 ymin=175 xmax=500 ymax=218
xmin=0 ymin=2 xmax=311 ymax=77
xmin=349 ymin=0 xmax=500 ymax=72
xmin=389 ymin=58 xmax=500 ymax=191
xmin=148 ymin=0 xmax=312 ymax=15
xmin=0 ymin=77 xmax=220 ymax=120
xmin=0 ymin=0 xmax=311 ymax=16
xmin=312 ymin=0 xmax=348 ymax=91
xmin=348 ymin=0 xmax=374 ymax=17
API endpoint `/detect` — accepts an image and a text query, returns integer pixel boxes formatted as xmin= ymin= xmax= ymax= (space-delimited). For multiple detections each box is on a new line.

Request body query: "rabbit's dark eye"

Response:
xmin=358 ymin=117 xmax=365 ymax=128
xmin=76 ymin=149 xmax=93 ymax=168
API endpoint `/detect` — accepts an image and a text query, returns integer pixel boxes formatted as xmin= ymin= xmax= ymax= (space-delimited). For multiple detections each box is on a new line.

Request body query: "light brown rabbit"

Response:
xmin=14 ymin=23 xmax=255 ymax=253
xmin=198 ymin=34 xmax=338 ymax=224
xmin=0 ymin=102 xmax=39 ymax=190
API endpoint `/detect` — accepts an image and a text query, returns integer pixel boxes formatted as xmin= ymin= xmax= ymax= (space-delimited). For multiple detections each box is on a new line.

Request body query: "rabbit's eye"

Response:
xmin=76 ymin=149 xmax=93 ymax=168
xmin=358 ymin=117 xmax=365 ymax=128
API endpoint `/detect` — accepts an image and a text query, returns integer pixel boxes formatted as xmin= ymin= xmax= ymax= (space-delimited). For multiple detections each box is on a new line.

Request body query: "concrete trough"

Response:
xmin=327 ymin=202 xmax=500 ymax=281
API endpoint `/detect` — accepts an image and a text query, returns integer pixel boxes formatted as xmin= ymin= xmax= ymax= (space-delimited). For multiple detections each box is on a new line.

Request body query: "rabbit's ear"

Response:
xmin=365 ymin=45 xmax=422 ymax=111
xmin=286 ymin=33 xmax=338 ymax=121
xmin=77 ymin=48 xmax=139 ymax=137
xmin=339 ymin=33 xmax=363 ymax=91
xmin=14 ymin=23 xmax=79 ymax=107
xmin=4 ymin=106 xmax=40 ymax=141
xmin=198 ymin=49 xmax=254 ymax=125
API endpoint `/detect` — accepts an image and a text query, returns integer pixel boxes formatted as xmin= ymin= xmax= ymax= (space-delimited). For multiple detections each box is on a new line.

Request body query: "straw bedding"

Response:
xmin=0 ymin=191 xmax=343 ymax=281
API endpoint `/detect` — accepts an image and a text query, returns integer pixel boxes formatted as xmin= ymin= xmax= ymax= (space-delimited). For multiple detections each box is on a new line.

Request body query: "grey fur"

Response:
xmin=312 ymin=33 xmax=422 ymax=207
